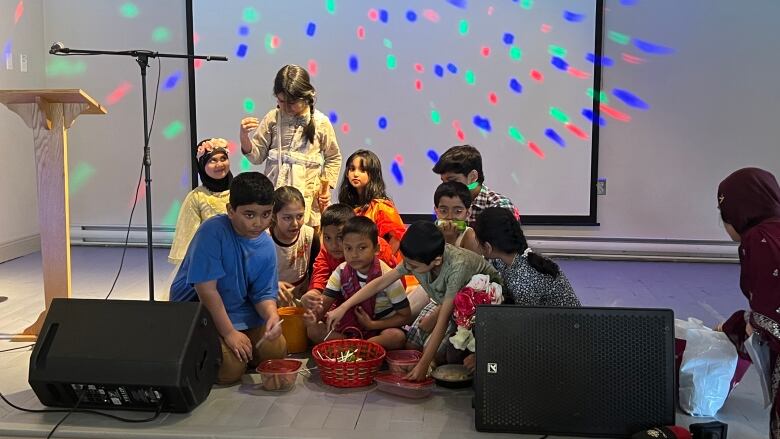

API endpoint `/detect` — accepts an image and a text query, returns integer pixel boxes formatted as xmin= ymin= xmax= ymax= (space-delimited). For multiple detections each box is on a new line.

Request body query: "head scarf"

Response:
xmin=195 ymin=138 xmax=233 ymax=192
xmin=717 ymin=167 xmax=780 ymax=234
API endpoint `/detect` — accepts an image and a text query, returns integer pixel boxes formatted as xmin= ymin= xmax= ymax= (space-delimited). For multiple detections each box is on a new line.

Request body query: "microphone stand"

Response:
xmin=50 ymin=46 xmax=228 ymax=301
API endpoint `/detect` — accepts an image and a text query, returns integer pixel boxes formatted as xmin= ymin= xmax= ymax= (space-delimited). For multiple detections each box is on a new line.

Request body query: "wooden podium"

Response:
xmin=0 ymin=89 xmax=107 ymax=340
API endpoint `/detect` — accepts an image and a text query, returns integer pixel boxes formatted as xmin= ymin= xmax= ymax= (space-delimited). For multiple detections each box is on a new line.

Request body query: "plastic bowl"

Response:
xmin=375 ymin=373 xmax=434 ymax=399
xmin=431 ymin=364 xmax=473 ymax=388
xmin=385 ymin=350 xmax=422 ymax=376
xmin=256 ymin=359 xmax=302 ymax=392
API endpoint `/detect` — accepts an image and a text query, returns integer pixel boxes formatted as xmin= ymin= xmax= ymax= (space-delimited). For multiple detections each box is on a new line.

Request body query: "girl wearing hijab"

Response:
xmin=168 ymin=138 xmax=233 ymax=264
xmin=717 ymin=167 xmax=780 ymax=438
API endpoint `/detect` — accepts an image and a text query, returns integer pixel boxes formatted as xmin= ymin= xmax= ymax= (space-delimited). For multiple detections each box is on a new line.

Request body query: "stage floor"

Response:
xmin=0 ymin=247 xmax=770 ymax=438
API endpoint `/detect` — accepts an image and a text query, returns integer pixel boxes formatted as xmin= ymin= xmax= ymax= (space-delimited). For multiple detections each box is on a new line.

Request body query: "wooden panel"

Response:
xmin=0 ymin=89 xmax=106 ymax=115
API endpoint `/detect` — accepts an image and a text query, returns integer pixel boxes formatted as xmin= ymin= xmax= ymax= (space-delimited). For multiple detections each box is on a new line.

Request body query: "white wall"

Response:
xmin=524 ymin=0 xmax=780 ymax=255
xmin=0 ymin=0 xmax=44 ymax=261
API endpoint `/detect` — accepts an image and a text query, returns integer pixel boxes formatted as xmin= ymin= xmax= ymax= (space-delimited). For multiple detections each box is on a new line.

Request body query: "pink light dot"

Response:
xmin=422 ymin=9 xmax=440 ymax=23
xmin=528 ymin=141 xmax=545 ymax=159
xmin=414 ymin=79 xmax=423 ymax=91
xmin=487 ymin=6 xmax=494 ymax=15
xmin=368 ymin=8 xmax=379 ymax=21
xmin=226 ymin=140 xmax=238 ymax=156
xmin=270 ymin=35 xmax=281 ymax=49
xmin=452 ymin=120 xmax=461 ymax=129
xmin=395 ymin=154 xmax=404 ymax=165
xmin=456 ymin=130 xmax=465 ymax=141
xmin=530 ymin=69 xmax=544 ymax=82
xmin=357 ymin=26 xmax=366 ymax=40
xmin=414 ymin=63 xmax=424 ymax=73
xmin=193 ymin=32 xmax=200 ymax=45
xmin=194 ymin=59 xmax=204 ymax=69
xmin=540 ymin=24 xmax=552 ymax=33
xmin=488 ymin=92 xmax=498 ymax=105
xmin=308 ymin=59 xmax=318 ymax=76
xmin=481 ymin=46 xmax=491 ymax=57
xmin=341 ymin=123 xmax=350 ymax=134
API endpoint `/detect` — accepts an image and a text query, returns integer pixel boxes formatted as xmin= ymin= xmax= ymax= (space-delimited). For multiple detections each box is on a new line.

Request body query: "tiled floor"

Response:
xmin=0 ymin=247 xmax=770 ymax=438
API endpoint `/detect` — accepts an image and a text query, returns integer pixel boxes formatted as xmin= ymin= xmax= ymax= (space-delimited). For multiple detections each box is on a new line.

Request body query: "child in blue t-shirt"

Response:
xmin=171 ymin=172 xmax=287 ymax=384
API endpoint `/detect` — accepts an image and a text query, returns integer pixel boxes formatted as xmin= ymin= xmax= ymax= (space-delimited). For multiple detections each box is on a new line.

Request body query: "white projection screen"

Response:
xmin=190 ymin=0 xmax=601 ymax=223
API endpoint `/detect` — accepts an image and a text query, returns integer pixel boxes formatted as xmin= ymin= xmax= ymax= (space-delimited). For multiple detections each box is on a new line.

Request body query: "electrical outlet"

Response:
xmin=596 ymin=178 xmax=607 ymax=195
xmin=20 ymin=54 xmax=27 ymax=72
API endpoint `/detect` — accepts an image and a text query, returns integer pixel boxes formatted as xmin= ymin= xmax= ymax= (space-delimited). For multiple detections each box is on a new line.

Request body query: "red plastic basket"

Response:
xmin=312 ymin=338 xmax=386 ymax=388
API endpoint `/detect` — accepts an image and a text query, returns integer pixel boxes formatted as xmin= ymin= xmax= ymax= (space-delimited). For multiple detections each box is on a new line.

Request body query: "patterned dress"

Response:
xmin=491 ymin=253 xmax=580 ymax=307
xmin=168 ymin=186 xmax=230 ymax=264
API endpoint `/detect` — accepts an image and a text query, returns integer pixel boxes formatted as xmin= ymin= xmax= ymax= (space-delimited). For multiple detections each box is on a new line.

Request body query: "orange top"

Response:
xmin=355 ymin=199 xmax=407 ymax=245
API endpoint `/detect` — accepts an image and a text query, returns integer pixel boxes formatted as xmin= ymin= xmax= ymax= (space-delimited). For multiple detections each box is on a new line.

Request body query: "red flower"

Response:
xmin=453 ymin=289 xmax=475 ymax=317
xmin=473 ymin=291 xmax=491 ymax=306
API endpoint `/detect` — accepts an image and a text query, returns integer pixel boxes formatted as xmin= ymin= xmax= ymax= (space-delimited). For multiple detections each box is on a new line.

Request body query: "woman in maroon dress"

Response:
xmin=718 ymin=167 xmax=780 ymax=438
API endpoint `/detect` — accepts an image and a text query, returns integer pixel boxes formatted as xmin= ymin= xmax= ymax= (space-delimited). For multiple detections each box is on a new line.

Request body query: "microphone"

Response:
xmin=49 ymin=42 xmax=66 ymax=54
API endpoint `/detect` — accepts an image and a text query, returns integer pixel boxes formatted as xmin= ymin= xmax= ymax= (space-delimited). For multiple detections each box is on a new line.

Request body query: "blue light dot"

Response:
xmin=545 ymin=128 xmax=567 ymax=147
xmin=406 ymin=10 xmax=417 ymax=22
xmin=563 ymin=10 xmax=586 ymax=22
xmin=306 ymin=22 xmax=316 ymax=37
xmin=391 ymin=162 xmax=404 ymax=185
xmin=328 ymin=111 xmax=338 ymax=124
xmin=236 ymin=44 xmax=248 ymax=58
xmin=434 ymin=64 xmax=444 ymax=77
xmin=502 ymin=33 xmax=514 ymax=45
xmin=378 ymin=116 xmax=388 ymax=130
xmin=238 ymin=25 xmax=250 ymax=36
xmin=509 ymin=78 xmax=523 ymax=94
xmin=427 ymin=149 xmax=439 ymax=163
xmin=473 ymin=115 xmax=492 ymax=132
xmin=379 ymin=9 xmax=389 ymax=23
xmin=585 ymin=53 xmax=614 ymax=67
xmin=348 ymin=55 xmax=359 ymax=72
xmin=551 ymin=56 xmax=569 ymax=71
xmin=446 ymin=63 xmax=458 ymax=74
xmin=581 ymin=108 xmax=607 ymax=126
xmin=163 ymin=71 xmax=182 ymax=90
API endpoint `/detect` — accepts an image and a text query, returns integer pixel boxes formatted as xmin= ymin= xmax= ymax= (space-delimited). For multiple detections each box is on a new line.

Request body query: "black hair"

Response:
xmin=400 ymin=221 xmax=445 ymax=264
xmin=474 ymin=207 xmax=559 ymax=277
xmin=341 ymin=216 xmax=378 ymax=247
xmin=434 ymin=181 xmax=472 ymax=209
xmin=274 ymin=64 xmax=316 ymax=144
xmin=431 ymin=144 xmax=485 ymax=184
xmin=338 ymin=149 xmax=390 ymax=208
xmin=321 ymin=203 xmax=356 ymax=228
xmin=229 ymin=172 xmax=274 ymax=208
xmin=272 ymin=186 xmax=305 ymax=215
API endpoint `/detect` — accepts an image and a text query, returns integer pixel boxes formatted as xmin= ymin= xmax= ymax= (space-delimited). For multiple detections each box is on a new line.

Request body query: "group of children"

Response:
xmin=169 ymin=64 xmax=580 ymax=385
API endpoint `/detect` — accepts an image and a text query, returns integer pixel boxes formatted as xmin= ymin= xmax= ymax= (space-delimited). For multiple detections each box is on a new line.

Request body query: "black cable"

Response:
xmin=0 ymin=390 xmax=162 ymax=423
xmin=46 ymin=389 xmax=84 ymax=438
xmin=105 ymin=56 xmax=163 ymax=300
xmin=0 ymin=344 xmax=35 ymax=353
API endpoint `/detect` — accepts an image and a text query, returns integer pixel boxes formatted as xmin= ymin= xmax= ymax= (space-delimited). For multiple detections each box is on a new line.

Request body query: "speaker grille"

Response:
xmin=475 ymin=306 xmax=675 ymax=437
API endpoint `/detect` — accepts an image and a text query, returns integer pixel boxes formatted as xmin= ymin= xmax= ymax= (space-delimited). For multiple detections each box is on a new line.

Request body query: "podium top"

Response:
xmin=0 ymin=89 xmax=107 ymax=114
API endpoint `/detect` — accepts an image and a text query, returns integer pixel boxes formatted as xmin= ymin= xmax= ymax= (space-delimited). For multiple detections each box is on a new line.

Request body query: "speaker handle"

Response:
xmin=34 ymin=323 xmax=60 ymax=370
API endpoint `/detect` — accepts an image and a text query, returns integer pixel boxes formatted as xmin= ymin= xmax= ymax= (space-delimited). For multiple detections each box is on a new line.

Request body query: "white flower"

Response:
xmin=449 ymin=326 xmax=476 ymax=352
xmin=466 ymin=274 xmax=490 ymax=291
xmin=486 ymin=282 xmax=504 ymax=304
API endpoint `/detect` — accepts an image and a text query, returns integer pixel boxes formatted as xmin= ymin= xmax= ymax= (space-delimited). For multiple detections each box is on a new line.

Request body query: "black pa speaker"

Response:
xmin=475 ymin=306 xmax=675 ymax=437
xmin=29 ymin=298 xmax=221 ymax=413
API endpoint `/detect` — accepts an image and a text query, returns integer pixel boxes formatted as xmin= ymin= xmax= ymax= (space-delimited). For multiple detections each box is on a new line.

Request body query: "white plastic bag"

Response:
xmin=675 ymin=318 xmax=739 ymax=416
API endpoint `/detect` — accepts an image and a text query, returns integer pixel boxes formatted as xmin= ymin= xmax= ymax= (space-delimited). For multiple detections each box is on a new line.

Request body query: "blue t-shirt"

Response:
xmin=170 ymin=215 xmax=278 ymax=330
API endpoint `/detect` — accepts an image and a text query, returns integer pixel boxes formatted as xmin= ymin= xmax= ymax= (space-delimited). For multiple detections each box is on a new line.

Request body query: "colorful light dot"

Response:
xmin=509 ymin=77 xmax=523 ymax=93
xmin=540 ymin=23 xmax=552 ymax=33
xmin=348 ymin=55 xmax=359 ymax=72
xmin=308 ymin=59 xmax=318 ymax=76
xmin=481 ymin=46 xmax=491 ymax=57
xmin=464 ymin=70 xmax=475 ymax=85
xmin=565 ymin=123 xmax=589 ymax=140
xmin=473 ymin=115 xmax=492 ymax=132
xmin=549 ymin=107 xmax=570 ymax=124
xmin=383 ymin=39 xmax=393 ymax=49
xmin=378 ymin=116 xmax=388 ymax=130
xmin=509 ymin=46 xmax=522 ymax=61
xmin=551 ymin=56 xmax=569 ymax=71
xmin=563 ymin=10 xmax=586 ymax=22
xmin=119 ymin=2 xmax=139 ymax=18
xmin=548 ymin=45 xmax=567 ymax=58
xmin=586 ymin=88 xmax=609 ymax=103
xmin=386 ymin=54 xmax=397 ymax=69
xmin=634 ymin=39 xmax=675 ymax=55
xmin=414 ymin=63 xmax=424 ymax=73
xmin=163 ymin=120 xmax=185 ymax=139
xmin=390 ymin=162 xmax=404 ymax=185
xmin=528 ymin=141 xmax=545 ymax=159
xmin=581 ymin=108 xmax=607 ymax=126
xmin=379 ymin=9 xmax=389 ymax=23
xmin=329 ymin=111 xmax=338 ymax=123
xmin=68 ymin=162 xmax=96 ymax=196
xmin=447 ymin=63 xmax=458 ymax=74
xmin=431 ymin=109 xmax=441 ymax=125
xmin=242 ymin=7 xmax=259 ymax=23
xmin=447 ymin=0 xmax=468 ymax=8
xmin=306 ymin=22 xmax=317 ymax=37
xmin=163 ymin=200 xmax=182 ymax=226
xmin=586 ymin=53 xmax=614 ymax=67
xmin=240 ymin=156 xmax=252 ymax=172
xmin=502 ymin=33 xmax=514 ymax=45
xmin=458 ymin=19 xmax=469 ymax=35
xmin=243 ymin=98 xmax=255 ymax=113
xmin=520 ymin=0 xmax=533 ymax=10
xmin=434 ymin=64 xmax=444 ymax=77
xmin=545 ymin=128 xmax=566 ymax=147
xmin=488 ymin=92 xmax=498 ymax=105
xmin=613 ymin=88 xmax=650 ymax=109
xmin=163 ymin=71 xmax=182 ymax=90
xmin=238 ymin=25 xmax=250 ymax=37
xmin=508 ymin=126 xmax=526 ymax=144
xmin=414 ymin=79 xmax=423 ymax=91
xmin=394 ymin=154 xmax=405 ymax=165
xmin=600 ymin=104 xmax=632 ymax=122
xmin=608 ymin=31 xmax=630 ymax=45
xmin=194 ymin=59 xmax=203 ymax=69
xmin=236 ymin=43 xmax=248 ymax=58
xmin=427 ymin=149 xmax=439 ymax=163
xmin=530 ymin=69 xmax=543 ymax=82
xmin=152 ymin=27 xmax=171 ymax=43
xmin=341 ymin=123 xmax=350 ymax=134
xmin=326 ymin=0 xmax=336 ymax=15
xmin=422 ymin=9 xmax=440 ymax=22
xmin=14 ymin=0 xmax=23 ymax=24
xmin=406 ymin=10 xmax=417 ymax=22
xmin=368 ymin=8 xmax=378 ymax=21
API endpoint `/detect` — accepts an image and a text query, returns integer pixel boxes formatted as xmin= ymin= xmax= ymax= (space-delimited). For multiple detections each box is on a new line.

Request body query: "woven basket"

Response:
xmin=312 ymin=338 xmax=386 ymax=388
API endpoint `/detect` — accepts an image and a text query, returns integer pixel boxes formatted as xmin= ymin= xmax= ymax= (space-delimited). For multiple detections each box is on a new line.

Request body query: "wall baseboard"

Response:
xmin=0 ymin=234 xmax=41 ymax=263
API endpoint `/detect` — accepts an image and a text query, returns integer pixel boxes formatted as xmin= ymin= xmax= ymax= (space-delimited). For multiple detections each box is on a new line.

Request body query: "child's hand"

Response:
xmin=419 ymin=306 xmax=440 ymax=332
xmin=264 ymin=314 xmax=283 ymax=341
xmin=405 ymin=361 xmax=430 ymax=382
xmin=325 ymin=306 xmax=346 ymax=332
xmin=318 ymin=191 xmax=331 ymax=213
xmin=303 ymin=309 xmax=318 ymax=326
xmin=278 ymin=281 xmax=295 ymax=306
xmin=239 ymin=117 xmax=259 ymax=152
xmin=224 ymin=330 xmax=252 ymax=363
xmin=354 ymin=307 xmax=375 ymax=330
xmin=437 ymin=220 xmax=459 ymax=244
xmin=463 ymin=353 xmax=476 ymax=373
xmin=301 ymin=290 xmax=323 ymax=312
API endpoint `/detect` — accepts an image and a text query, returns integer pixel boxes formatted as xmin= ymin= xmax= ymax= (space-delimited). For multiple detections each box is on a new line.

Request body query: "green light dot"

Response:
xmin=326 ymin=0 xmax=336 ymax=15
xmin=240 ymin=156 xmax=252 ymax=172
xmin=163 ymin=200 xmax=182 ymax=226
xmin=586 ymin=88 xmax=609 ymax=103
xmin=520 ymin=0 xmax=533 ymax=9
xmin=458 ymin=19 xmax=469 ymax=36
xmin=549 ymin=107 xmax=570 ymax=124
xmin=548 ymin=45 xmax=567 ymax=58
xmin=464 ymin=70 xmax=475 ymax=85
xmin=608 ymin=31 xmax=630 ymax=45
xmin=46 ymin=58 xmax=87 ymax=77
xmin=68 ymin=162 xmax=96 ymax=195
xmin=508 ymin=127 xmax=526 ymax=144
xmin=386 ymin=54 xmax=397 ymax=70
xmin=243 ymin=98 xmax=255 ymax=113
xmin=431 ymin=109 xmax=441 ymax=125
xmin=163 ymin=120 xmax=184 ymax=140
xmin=383 ymin=39 xmax=392 ymax=49
xmin=509 ymin=46 xmax=522 ymax=61
xmin=119 ymin=3 xmax=139 ymax=18
xmin=152 ymin=27 xmax=170 ymax=43
xmin=364 ymin=138 xmax=373 ymax=146
xmin=243 ymin=7 xmax=260 ymax=23
xmin=264 ymin=34 xmax=277 ymax=54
